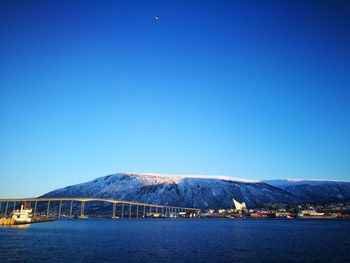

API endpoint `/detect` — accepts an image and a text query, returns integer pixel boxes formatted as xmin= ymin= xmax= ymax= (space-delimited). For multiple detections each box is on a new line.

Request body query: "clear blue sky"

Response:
xmin=1 ymin=0 xmax=349 ymax=197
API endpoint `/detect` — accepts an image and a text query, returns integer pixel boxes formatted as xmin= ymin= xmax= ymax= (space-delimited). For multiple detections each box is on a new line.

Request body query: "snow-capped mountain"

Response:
xmin=42 ymin=173 xmax=300 ymax=209
xmin=264 ymin=179 xmax=350 ymax=203
xmin=42 ymin=173 xmax=350 ymax=209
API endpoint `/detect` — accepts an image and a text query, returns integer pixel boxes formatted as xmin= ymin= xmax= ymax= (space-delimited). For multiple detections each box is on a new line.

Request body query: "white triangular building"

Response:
xmin=233 ymin=198 xmax=247 ymax=211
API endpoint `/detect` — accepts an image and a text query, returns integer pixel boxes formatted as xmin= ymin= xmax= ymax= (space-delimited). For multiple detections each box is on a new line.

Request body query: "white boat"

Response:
xmin=298 ymin=210 xmax=325 ymax=218
xmin=12 ymin=204 xmax=33 ymax=223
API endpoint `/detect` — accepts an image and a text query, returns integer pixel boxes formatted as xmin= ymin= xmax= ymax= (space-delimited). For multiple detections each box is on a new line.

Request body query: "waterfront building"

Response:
xmin=232 ymin=199 xmax=247 ymax=212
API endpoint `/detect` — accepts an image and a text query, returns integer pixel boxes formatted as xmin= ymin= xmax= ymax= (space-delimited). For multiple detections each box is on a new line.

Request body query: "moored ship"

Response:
xmin=12 ymin=204 xmax=33 ymax=223
xmin=298 ymin=210 xmax=337 ymax=219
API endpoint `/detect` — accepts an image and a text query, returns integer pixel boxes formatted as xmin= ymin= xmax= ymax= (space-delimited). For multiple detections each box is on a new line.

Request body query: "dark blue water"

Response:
xmin=0 ymin=219 xmax=349 ymax=263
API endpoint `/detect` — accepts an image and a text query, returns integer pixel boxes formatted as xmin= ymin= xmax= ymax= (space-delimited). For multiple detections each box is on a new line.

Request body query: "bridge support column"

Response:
xmin=34 ymin=200 xmax=37 ymax=218
xmin=143 ymin=205 xmax=146 ymax=218
xmin=156 ymin=207 xmax=158 ymax=214
xmin=80 ymin=201 xmax=85 ymax=218
xmin=121 ymin=203 xmax=124 ymax=218
xmin=129 ymin=204 xmax=131 ymax=219
xmin=46 ymin=200 xmax=51 ymax=218
xmin=13 ymin=201 xmax=16 ymax=211
xmin=58 ymin=200 xmax=62 ymax=218
xmin=69 ymin=200 xmax=73 ymax=218
xmin=136 ymin=205 xmax=139 ymax=219
xmin=162 ymin=207 xmax=164 ymax=217
xmin=112 ymin=203 xmax=116 ymax=218
xmin=4 ymin=201 xmax=8 ymax=217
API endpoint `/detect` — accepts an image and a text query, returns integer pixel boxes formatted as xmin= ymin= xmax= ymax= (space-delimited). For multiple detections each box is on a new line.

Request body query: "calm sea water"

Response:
xmin=0 ymin=218 xmax=349 ymax=263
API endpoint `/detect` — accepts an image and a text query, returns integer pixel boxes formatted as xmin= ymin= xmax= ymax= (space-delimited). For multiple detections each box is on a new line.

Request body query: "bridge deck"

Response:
xmin=0 ymin=197 xmax=201 ymax=211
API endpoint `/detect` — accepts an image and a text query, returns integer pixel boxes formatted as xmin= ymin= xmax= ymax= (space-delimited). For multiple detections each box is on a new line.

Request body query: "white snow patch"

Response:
xmin=127 ymin=172 xmax=260 ymax=183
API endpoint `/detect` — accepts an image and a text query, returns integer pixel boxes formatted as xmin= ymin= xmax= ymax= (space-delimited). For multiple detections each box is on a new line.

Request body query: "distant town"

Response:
xmin=198 ymin=199 xmax=350 ymax=219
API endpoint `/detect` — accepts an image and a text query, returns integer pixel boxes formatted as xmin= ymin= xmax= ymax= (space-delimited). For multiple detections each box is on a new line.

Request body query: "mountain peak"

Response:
xmin=118 ymin=172 xmax=261 ymax=183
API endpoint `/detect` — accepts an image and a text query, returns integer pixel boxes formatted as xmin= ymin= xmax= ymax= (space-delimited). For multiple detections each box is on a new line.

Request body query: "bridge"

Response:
xmin=0 ymin=198 xmax=201 ymax=219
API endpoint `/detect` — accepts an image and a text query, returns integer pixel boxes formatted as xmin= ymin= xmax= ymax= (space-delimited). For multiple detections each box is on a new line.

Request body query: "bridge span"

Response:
xmin=0 ymin=198 xmax=201 ymax=219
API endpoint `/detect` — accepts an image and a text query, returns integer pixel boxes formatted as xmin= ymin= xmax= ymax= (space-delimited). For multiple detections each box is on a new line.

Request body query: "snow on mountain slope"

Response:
xmin=264 ymin=179 xmax=350 ymax=203
xmin=42 ymin=173 xmax=299 ymax=209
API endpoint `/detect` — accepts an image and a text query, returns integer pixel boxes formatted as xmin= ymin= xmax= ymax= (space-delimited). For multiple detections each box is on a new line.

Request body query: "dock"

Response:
xmin=0 ymin=217 xmax=54 ymax=226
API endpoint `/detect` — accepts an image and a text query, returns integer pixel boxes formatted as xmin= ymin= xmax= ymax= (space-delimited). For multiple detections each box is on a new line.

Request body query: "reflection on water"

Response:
xmin=9 ymin=224 xmax=31 ymax=229
xmin=0 ymin=223 xmax=31 ymax=229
